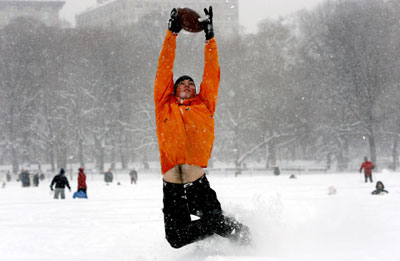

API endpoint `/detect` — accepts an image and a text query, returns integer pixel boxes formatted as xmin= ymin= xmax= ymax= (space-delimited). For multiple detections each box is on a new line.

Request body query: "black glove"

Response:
xmin=50 ymin=187 xmax=53 ymax=191
xmin=168 ymin=8 xmax=181 ymax=33
xmin=200 ymin=6 xmax=214 ymax=40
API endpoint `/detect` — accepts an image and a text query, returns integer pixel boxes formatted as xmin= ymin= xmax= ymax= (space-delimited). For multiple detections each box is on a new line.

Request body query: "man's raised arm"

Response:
xmin=199 ymin=6 xmax=220 ymax=114
xmin=154 ymin=9 xmax=181 ymax=106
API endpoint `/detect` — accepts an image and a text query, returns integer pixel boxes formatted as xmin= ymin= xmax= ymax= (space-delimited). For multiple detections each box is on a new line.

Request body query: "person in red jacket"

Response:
xmin=154 ymin=7 xmax=250 ymax=248
xmin=77 ymin=167 xmax=87 ymax=195
xmin=360 ymin=156 xmax=375 ymax=183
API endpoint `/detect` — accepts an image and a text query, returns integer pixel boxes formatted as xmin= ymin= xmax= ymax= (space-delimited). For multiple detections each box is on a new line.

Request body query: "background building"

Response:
xmin=76 ymin=0 xmax=239 ymax=36
xmin=0 ymin=0 xmax=65 ymax=28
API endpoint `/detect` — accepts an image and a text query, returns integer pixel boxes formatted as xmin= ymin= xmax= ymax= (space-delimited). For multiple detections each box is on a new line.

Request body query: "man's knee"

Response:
xmin=165 ymin=232 xmax=186 ymax=248
xmin=164 ymin=225 xmax=191 ymax=248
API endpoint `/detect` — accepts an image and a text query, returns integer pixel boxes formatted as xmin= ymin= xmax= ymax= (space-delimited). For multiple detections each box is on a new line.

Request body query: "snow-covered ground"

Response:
xmin=1 ymin=170 xmax=399 ymax=261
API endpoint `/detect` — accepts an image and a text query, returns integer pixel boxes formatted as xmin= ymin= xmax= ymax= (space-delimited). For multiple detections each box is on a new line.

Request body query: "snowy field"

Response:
xmin=1 ymin=170 xmax=399 ymax=261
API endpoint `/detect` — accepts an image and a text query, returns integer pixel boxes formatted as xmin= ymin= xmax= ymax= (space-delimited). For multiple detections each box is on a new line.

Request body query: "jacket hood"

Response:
xmin=376 ymin=181 xmax=385 ymax=189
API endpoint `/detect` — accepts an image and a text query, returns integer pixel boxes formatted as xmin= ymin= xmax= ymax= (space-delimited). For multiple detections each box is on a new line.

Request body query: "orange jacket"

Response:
xmin=154 ymin=30 xmax=220 ymax=174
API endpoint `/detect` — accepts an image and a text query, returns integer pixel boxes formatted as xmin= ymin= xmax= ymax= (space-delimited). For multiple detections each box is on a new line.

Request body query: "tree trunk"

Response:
xmin=336 ymin=152 xmax=345 ymax=171
xmin=234 ymin=160 xmax=241 ymax=177
xmin=368 ymin=134 xmax=377 ymax=168
xmin=342 ymin=137 xmax=349 ymax=169
xmin=110 ymin=139 xmax=116 ymax=170
xmin=265 ymin=143 xmax=269 ymax=168
xmin=119 ymin=135 xmax=128 ymax=169
xmin=234 ymin=146 xmax=240 ymax=177
xmin=268 ymin=140 xmax=276 ymax=167
xmin=142 ymin=155 xmax=149 ymax=169
xmin=392 ymin=137 xmax=398 ymax=170
xmin=9 ymin=106 xmax=19 ymax=174
xmin=326 ymin=152 xmax=332 ymax=170
xmin=56 ymin=145 xmax=67 ymax=170
xmin=49 ymin=145 xmax=55 ymax=172
xmin=78 ymin=138 xmax=85 ymax=167
xmin=11 ymin=146 xmax=19 ymax=174
xmin=94 ymin=135 xmax=105 ymax=173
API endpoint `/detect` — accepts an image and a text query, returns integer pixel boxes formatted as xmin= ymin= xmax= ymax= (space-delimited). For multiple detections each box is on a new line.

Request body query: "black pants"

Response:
xmin=78 ymin=188 xmax=87 ymax=194
xmin=365 ymin=175 xmax=373 ymax=183
xmin=163 ymin=175 xmax=241 ymax=248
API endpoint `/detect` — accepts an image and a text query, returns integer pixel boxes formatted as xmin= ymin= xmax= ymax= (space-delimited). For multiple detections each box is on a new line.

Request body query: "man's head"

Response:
xmin=60 ymin=168 xmax=65 ymax=175
xmin=174 ymin=75 xmax=196 ymax=99
xmin=364 ymin=156 xmax=368 ymax=161
xmin=376 ymin=181 xmax=384 ymax=190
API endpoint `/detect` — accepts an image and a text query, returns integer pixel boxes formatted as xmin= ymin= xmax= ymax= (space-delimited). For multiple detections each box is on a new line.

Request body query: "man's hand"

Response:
xmin=50 ymin=187 xmax=53 ymax=191
xmin=200 ymin=6 xmax=214 ymax=40
xmin=168 ymin=8 xmax=181 ymax=33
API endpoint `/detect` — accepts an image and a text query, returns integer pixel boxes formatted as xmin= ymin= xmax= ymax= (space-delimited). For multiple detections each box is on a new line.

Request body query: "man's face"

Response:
xmin=176 ymin=79 xmax=196 ymax=99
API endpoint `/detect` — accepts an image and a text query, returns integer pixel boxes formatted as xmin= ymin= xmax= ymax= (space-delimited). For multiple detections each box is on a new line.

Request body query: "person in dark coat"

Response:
xmin=50 ymin=168 xmax=71 ymax=199
xmin=77 ymin=167 xmax=87 ymax=195
xmin=371 ymin=181 xmax=389 ymax=195
xmin=129 ymin=169 xmax=138 ymax=184
xmin=33 ymin=173 xmax=39 ymax=187
xmin=360 ymin=156 xmax=375 ymax=183
xmin=104 ymin=169 xmax=113 ymax=184
xmin=19 ymin=169 xmax=30 ymax=187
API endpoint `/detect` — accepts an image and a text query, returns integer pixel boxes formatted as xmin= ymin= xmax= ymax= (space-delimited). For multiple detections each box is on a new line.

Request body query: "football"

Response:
xmin=177 ymin=7 xmax=203 ymax=33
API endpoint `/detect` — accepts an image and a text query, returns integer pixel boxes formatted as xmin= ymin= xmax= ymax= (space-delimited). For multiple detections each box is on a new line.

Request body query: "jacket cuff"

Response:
xmin=167 ymin=29 xmax=178 ymax=37
xmin=205 ymin=37 xmax=216 ymax=44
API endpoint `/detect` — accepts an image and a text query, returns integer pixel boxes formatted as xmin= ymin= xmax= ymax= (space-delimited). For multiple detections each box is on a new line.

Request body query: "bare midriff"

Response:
xmin=163 ymin=164 xmax=204 ymax=184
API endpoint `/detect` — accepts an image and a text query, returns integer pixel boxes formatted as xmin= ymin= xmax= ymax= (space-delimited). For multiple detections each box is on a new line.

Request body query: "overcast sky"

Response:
xmin=60 ymin=0 xmax=324 ymax=33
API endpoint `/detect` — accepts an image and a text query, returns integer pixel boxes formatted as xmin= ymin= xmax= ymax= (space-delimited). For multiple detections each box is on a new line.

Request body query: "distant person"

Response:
xmin=328 ymin=186 xmax=337 ymax=195
xmin=50 ymin=168 xmax=71 ymax=199
xmin=371 ymin=181 xmax=388 ymax=195
xmin=104 ymin=169 xmax=113 ymax=184
xmin=77 ymin=167 xmax=87 ymax=195
xmin=129 ymin=169 xmax=138 ymax=184
xmin=273 ymin=166 xmax=280 ymax=176
xmin=359 ymin=156 xmax=375 ymax=183
xmin=19 ymin=169 xmax=30 ymax=187
xmin=33 ymin=173 xmax=39 ymax=187
xmin=1 ymin=172 xmax=6 ymax=188
xmin=289 ymin=174 xmax=297 ymax=179
xmin=6 ymin=171 xmax=11 ymax=182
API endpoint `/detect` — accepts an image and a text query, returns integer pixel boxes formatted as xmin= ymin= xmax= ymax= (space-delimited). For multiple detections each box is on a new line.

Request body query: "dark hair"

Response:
xmin=174 ymin=75 xmax=194 ymax=95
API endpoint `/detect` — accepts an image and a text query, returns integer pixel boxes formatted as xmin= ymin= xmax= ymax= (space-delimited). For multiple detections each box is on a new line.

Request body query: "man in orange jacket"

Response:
xmin=154 ymin=7 xmax=250 ymax=248
xmin=360 ymin=156 xmax=375 ymax=183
